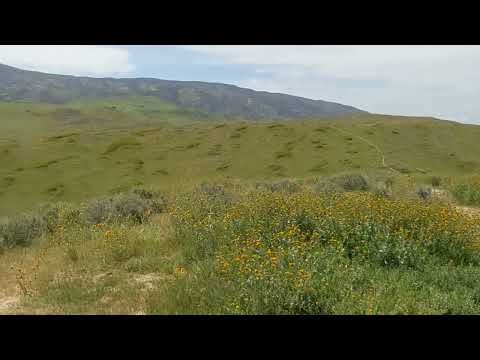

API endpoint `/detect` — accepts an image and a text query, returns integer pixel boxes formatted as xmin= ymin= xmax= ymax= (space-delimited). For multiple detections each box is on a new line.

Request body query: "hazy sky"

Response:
xmin=0 ymin=45 xmax=479 ymax=124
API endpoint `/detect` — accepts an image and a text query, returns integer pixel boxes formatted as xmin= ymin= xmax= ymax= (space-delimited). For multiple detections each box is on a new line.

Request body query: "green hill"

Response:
xmin=1 ymin=96 xmax=479 ymax=216
xmin=0 ymin=63 xmax=364 ymax=119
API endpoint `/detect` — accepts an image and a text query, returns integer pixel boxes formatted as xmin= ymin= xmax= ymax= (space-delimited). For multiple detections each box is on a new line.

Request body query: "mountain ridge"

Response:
xmin=0 ymin=63 xmax=366 ymax=119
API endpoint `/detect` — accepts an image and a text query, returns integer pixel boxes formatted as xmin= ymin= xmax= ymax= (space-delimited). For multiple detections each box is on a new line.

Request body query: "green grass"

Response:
xmin=1 ymin=98 xmax=480 ymax=218
xmin=103 ymin=137 xmax=141 ymax=155
xmin=448 ymin=176 xmax=480 ymax=206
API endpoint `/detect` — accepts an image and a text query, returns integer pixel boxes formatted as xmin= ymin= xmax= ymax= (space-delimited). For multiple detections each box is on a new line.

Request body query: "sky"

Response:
xmin=0 ymin=45 xmax=479 ymax=124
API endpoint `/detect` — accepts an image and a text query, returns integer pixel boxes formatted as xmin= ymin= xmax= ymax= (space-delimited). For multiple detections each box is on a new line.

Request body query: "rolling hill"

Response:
xmin=0 ymin=63 xmax=365 ymax=119
xmin=0 ymin=95 xmax=480 ymax=216
xmin=0 ymin=63 xmax=479 ymax=216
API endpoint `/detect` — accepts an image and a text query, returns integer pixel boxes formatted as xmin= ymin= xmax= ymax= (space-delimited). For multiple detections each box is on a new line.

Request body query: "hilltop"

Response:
xmin=0 ymin=63 xmax=364 ymax=119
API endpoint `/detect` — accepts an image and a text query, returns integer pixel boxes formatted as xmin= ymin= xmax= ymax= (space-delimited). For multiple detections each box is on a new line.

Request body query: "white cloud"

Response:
xmin=182 ymin=46 xmax=480 ymax=123
xmin=183 ymin=45 xmax=477 ymax=82
xmin=0 ymin=45 xmax=135 ymax=77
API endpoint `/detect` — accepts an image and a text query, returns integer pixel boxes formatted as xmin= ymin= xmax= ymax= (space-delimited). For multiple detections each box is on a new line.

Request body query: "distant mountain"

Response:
xmin=0 ymin=63 xmax=366 ymax=119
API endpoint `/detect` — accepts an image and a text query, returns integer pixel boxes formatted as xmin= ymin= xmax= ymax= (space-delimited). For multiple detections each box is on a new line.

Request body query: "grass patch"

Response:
xmin=268 ymin=164 xmax=285 ymax=173
xmin=46 ymin=133 xmax=79 ymax=141
xmin=45 ymin=183 xmax=65 ymax=197
xmin=186 ymin=142 xmax=201 ymax=149
xmin=35 ymin=156 xmax=76 ymax=169
xmin=275 ymin=151 xmax=292 ymax=159
xmin=309 ymin=161 xmax=329 ymax=173
xmin=153 ymin=169 xmax=169 ymax=176
xmin=103 ymin=138 xmax=141 ymax=155
xmin=451 ymin=178 xmax=480 ymax=206
xmin=133 ymin=128 xmax=162 ymax=136
xmin=216 ymin=164 xmax=230 ymax=171
xmin=2 ymin=175 xmax=15 ymax=187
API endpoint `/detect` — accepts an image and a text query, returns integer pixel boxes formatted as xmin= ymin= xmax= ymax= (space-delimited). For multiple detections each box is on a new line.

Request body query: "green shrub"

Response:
xmin=255 ymin=180 xmax=302 ymax=193
xmin=196 ymin=182 xmax=234 ymax=208
xmin=85 ymin=198 xmax=116 ymax=224
xmin=37 ymin=202 xmax=82 ymax=232
xmin=84 ymin=189 xmax=167 ymax=224
xmin=313 ymin=173 xmax=370 ymax=193
xmin=452 ymin=182 xmax=480 ymax=206
xmin=0 ymin=201 xmax=85 ymax=249
xmin=372 ymin=181 xmax=392 ymax=198
xmin=198 ymin=182 xmax=226 ymax=196
xmin=109 ymin=239 xmax=144 ymax=263
xmin=113 ymin=194 xmax=154 ymax=223
xmin=0 ymin=213 xmax=46 ymax=248
xmin=331 ymin=173 xmax=370 ymax=191
xmin=431 ymin=176 xmax=442 ymax=188
xmin=313 ymin=178 xmax=344 ymax=193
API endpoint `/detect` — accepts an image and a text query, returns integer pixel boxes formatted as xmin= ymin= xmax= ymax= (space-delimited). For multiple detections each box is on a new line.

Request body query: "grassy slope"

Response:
xmin=1 ymin=97 xmax=480 ymax=216
xmin=2 ymin=97 xmax=480 ymax=314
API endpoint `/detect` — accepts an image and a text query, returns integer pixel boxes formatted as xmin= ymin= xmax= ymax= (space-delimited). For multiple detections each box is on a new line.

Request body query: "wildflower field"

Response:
xmin=146 ymin=180 xmax=480 ymax=314
xmin=2 ymin=176 xmax=480 ymax=314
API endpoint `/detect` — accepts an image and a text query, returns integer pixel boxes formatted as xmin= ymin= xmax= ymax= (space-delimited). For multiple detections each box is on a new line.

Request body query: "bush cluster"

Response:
xmin=0 ymin=188 xmax=167 ymax=249
xmin=85 ymin=190 xmax=166 ymax=224
xmin=254 ymin=179 xmax=302 ymax=193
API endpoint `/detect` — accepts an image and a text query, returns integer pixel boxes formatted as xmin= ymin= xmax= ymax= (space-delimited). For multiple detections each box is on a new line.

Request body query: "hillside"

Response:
xmin=1 ymin=97 xmax=480 ymax=216
xmin=0 ymin=63 xmax=365 ymax=119
xmin=3 ymin=65 xmax=480 ymax=315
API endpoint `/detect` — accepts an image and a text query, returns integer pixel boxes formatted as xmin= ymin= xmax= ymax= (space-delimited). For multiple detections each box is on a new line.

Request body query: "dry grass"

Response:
xmin=0 ymin=212 xmax=177 ymax=314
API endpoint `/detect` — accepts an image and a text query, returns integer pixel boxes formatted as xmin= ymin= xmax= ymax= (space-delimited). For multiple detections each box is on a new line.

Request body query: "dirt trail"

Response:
xmin=0 ymin=266 xmax=21 ymax=314
xmin=456 ymin=205 xmax=480 ymax=218
xmin=329 ymin=125 xmax=386 ymax=168
xmin=0 ymin=294 xmax=20 ymax=314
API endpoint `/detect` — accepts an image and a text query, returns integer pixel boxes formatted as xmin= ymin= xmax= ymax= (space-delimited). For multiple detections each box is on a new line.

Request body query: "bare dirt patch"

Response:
xmin=456 ymin=205 xmax=480 ymax=218
xmin=0 ymin=265 xmax=21 ymax=314
xmin=131 ymin=273 xmax=166 ymax=291
xmin=0 ymin=294 xmax=21 ymax=314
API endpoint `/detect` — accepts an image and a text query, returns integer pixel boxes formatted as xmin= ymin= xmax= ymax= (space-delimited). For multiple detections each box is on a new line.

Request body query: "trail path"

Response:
xmin=329 ymin=125 xmax=386 ymax=168
xmin=0 ymin=265 xmax=21 ymax=314
xmin=456 ymin=205 xmax=480 ymax=218
xmin=0 ymin=294 xmax=20 ymax=314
